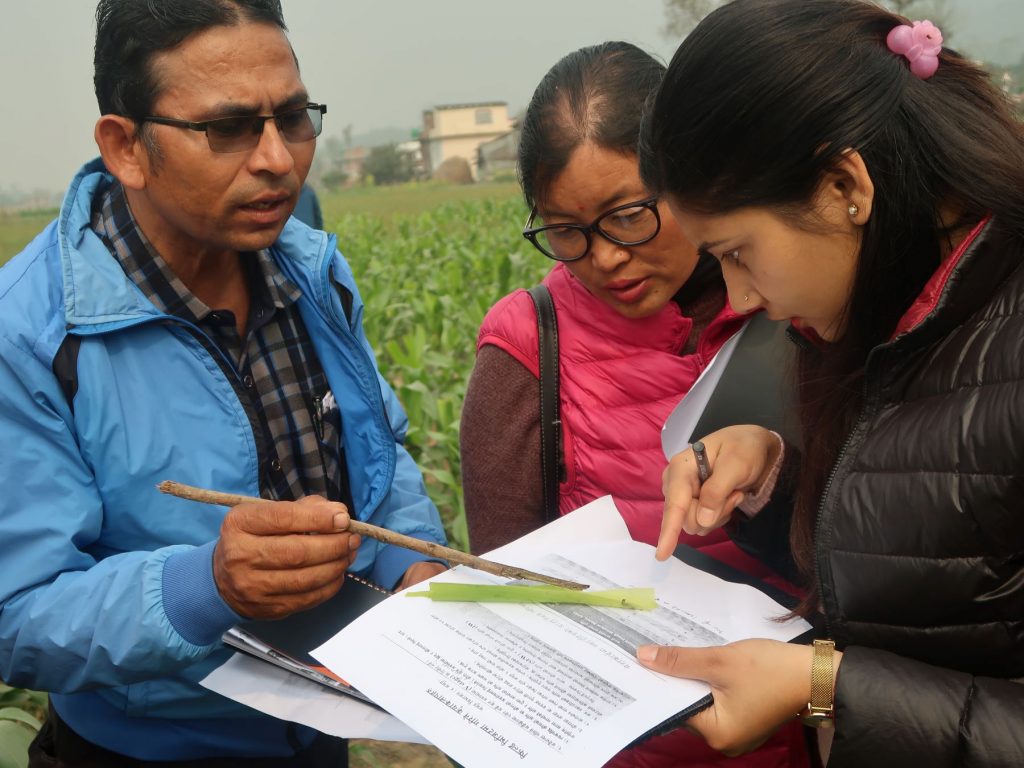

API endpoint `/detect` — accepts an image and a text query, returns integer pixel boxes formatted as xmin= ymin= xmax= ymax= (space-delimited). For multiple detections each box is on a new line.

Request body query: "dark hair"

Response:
xmin=518 ymin=41 xmax=665 ymax=208
xmin=640 ymin=0 xmax=1024 ymax=611
xmin=93 ymin=0 xmax=288 ymax=119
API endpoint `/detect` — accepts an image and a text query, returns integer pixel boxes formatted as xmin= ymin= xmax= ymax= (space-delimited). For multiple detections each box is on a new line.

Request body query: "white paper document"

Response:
xmin=200 ymin=652 xmax=431 ymax=744
xmin=312 ymin=496 xmax=809 ymax=768
xmin=660 ymin=323 xmax=746 ymax=460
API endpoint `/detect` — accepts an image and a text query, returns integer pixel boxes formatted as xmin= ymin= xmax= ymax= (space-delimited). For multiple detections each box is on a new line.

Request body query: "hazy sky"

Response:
xmin=1 ymin=0 xmax=1020 ymax=194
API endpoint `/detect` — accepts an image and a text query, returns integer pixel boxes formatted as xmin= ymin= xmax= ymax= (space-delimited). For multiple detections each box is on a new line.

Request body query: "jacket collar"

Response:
xmin=888 ymin=217 xmax=1024 ymax=351
xmin=59 ymin=159 xmax=162 ymax=329
xmin=890 ymin=216 xmax=991 ymax=340
xmin=58 ymin=158 xmax=334 ymax=332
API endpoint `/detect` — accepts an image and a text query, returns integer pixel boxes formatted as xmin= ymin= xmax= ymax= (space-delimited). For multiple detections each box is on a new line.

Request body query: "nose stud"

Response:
xmin=743 ymin=294 xmax=749 ymax=303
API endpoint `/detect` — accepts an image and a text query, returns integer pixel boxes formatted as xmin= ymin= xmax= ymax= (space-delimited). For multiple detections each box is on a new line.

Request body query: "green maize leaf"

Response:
xmin=423 ymin=468 xmax=456 ymax=486
xmin=407 ymin=583 xmax=656 ymax=610
xmin=0 ymin=720 xmax=36 ymax=768
xmin=0 ymin=687 xmax=45 ymax=713
xmin=0 ymin=708 xmax=40 ymax=731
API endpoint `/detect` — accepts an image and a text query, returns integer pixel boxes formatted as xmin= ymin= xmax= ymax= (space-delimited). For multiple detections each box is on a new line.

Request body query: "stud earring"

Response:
xmin=743 ymin=294 xmax=749 ymax=303
xmin=848 ymin=203 xmax=859 ymax=217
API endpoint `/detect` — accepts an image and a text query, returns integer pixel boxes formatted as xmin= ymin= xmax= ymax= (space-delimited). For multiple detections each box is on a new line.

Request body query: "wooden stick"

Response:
xmin=157 ymin=480 xmax=588 ymax=591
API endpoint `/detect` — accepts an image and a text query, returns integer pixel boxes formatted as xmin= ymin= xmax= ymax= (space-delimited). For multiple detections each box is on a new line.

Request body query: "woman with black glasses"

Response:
xmin=459 ymin=41 xmax=809 ymax=768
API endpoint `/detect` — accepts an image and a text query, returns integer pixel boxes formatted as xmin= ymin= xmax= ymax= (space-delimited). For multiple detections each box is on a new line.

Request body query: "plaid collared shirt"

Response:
xmin=91 ymin=180 xmax=349 ymax=506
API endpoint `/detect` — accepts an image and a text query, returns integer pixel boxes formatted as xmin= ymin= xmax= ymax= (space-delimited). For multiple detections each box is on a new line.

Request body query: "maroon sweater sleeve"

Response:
xmin=460 ymin=345 xmax=545 ymax=556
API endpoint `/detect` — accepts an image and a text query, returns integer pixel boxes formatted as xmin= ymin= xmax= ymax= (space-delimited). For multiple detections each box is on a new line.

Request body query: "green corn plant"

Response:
xmin=0 ymin=685 xmax=46 ymax=768
xmin=332 ymin=197 xmax=552 ymax=552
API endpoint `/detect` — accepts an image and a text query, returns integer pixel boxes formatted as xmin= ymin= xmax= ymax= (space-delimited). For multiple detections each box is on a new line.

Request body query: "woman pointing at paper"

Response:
xmin=639 ymin=0 xmax=1024 ymax=765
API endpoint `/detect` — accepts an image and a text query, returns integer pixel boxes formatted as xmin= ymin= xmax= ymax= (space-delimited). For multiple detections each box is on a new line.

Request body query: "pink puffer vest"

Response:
xmin=478 ymin=263 xmax=743 ymax=548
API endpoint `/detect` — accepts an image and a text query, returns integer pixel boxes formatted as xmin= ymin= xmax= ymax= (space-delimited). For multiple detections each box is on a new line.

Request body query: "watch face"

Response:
xmin=800 ymin=712 xmax=835 ymax=729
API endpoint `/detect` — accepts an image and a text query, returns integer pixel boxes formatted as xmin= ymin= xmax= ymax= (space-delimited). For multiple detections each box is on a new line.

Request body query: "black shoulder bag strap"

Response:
xmin=526 ymin=284 xmax=563 ymax=523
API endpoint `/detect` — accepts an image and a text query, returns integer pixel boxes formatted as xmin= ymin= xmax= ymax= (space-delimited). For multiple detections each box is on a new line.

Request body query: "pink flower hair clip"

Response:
xmin=886 ymin=20 xmax=943 ymax=79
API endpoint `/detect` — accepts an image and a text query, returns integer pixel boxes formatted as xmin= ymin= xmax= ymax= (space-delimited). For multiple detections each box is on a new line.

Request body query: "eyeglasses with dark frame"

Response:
xmin=522 ymin=196 xmax=662 ymax=262
xmin=140 ymin=103 xmax=327 ymax=154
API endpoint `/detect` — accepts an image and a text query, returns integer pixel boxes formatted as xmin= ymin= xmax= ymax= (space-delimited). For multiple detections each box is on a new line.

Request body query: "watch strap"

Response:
xmin=802 ymin=639 xmax=836 ymax=725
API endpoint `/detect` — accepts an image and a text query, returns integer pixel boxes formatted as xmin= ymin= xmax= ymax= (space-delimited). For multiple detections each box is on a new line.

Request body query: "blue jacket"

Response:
xmin=0 ymin=160 xmax=446 ymax=759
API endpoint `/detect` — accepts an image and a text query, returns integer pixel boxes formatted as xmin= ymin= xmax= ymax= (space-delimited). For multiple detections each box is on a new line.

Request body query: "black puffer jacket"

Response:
xmin=808 ymin=220 xmax=1024 ymax=766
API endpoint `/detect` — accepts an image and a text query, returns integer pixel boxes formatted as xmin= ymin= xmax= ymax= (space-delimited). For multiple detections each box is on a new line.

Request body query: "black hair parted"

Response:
xmin=518 ymin=42 xmax=665 ymax=209
xmin=642 ymin=0 xmax=1024 ymax=274
xmin=642 ymin=0 xmax=1024 ymax=379
xmin=93 ymin=0 xmax=288 ymax=119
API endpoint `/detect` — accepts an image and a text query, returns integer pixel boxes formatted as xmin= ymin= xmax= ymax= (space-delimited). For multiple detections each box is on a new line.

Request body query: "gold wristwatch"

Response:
xmin=799 ymin=639 xmax=836 ymax=728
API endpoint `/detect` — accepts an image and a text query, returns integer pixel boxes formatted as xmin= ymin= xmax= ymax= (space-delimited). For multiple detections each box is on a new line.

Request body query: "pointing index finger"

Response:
xmin=657 ymin=453 xmax=700 ymax=560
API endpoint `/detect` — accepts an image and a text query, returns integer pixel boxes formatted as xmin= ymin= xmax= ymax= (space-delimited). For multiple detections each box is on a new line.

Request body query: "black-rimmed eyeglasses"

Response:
xmin=522 ymin=196 xmax=662 ymax=262
xmin=141 ymin=103 xmax=327 ymax=154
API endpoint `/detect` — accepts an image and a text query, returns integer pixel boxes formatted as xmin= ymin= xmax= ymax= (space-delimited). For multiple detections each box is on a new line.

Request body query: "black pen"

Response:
xmin=692 ymin=440 xmax=711 ymax=484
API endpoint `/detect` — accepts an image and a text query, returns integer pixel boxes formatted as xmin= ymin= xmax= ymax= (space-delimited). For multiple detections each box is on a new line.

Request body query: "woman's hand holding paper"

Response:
xmin=636 ymin=639 xmax=831 ymax=755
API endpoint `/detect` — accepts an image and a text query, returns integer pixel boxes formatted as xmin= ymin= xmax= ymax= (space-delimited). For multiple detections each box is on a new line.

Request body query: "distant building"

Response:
xmin=341 ymin=146 xmax=369 ymax=182
xmin=396 ymin=139 xmax=426 ymax=179
xmin=996 ymin=68 xmax=1024 ymax=112
xmin=419 ymin=102 xmax=514 ymax=180
xmin=476 ymin=123 xmax=520 ymax=181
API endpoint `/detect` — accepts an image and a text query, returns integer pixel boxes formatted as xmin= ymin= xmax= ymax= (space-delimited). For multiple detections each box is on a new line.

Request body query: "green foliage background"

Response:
xmin=0 ymin=686 xmax=45 ymax=768
xmin=331 ymin=195 xmax=550 ymax=549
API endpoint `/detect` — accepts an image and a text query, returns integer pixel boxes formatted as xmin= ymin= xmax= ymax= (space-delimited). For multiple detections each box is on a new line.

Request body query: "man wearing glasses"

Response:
xmin=0 ymin=1 xmax=446 ymax=765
